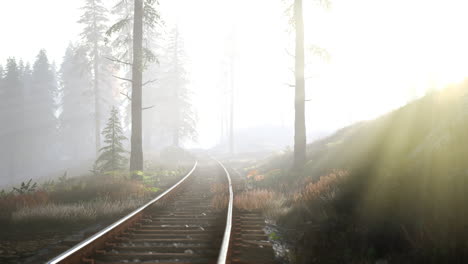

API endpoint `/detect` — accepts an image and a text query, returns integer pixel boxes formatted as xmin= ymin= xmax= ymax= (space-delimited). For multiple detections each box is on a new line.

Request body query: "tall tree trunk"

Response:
xmin=294 ymin=0 xmax=306 ymax=169
xmin=229 ymin=63 xmax=234 ymax=155
xmin=130 ymin=0 xmax=144 ymax=172
xmin=229 ymin=31 xmax=235 ymax=155
xmin=172 ymin=29 xmax=180 ymax=148
xmin=93 ymin=42 xmax=101 ymax=155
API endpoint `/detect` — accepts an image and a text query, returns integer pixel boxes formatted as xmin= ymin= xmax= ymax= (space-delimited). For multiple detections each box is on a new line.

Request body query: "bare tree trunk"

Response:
xmin=229 ymin=63 xmax=234 ymax=155
xmin=130 ymin=0 xmax=144 ymax=172
xmin=294 ymin=0 xmax=307 ymax=169
xmin=229 ymin=32 xmax=235 ymax=156
xmin=93 ymin=42 xmax=101 ymax=156
xmin=172 ymin=29 xmax=180 ymax=148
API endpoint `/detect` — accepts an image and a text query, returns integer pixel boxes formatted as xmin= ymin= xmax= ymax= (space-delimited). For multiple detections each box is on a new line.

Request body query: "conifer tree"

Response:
xmin=59 ymin=44 xmax=94 ymax=160
xmin=3 ymin=58 xmax=24 ymax=138
xmin=95 ymin=107 xmax=128 ymax=173
xmin=107 ymin=0 xmax=160 ymax=65
xmin=0 ymin=58 xmax=23 ymax=179
xmin=23 ymin=50 xmax=60 ymax=173
xmin=78 ymin=0 xmax=110 ymax=154
xmin=107 ymin=0 xmax=161 ymax=134
xmin=30 ymin=50 xmax=57 ymax=127
xmin=161 ymin=28 xmax=197 ymax=147
xmin=3 ymin=58 xmax=22 ymax=104
xmin=0 ymin=64 xmax=4 ymax=80
xmin=21 ymin=63 xmax=32 ymax=99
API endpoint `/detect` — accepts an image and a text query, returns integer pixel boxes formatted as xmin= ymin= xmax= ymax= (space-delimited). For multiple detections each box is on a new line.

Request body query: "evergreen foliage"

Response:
xmin=95 ymin=107 xmax=128 ymax=173
xmin=0 ymin=50 xmax=59 ymax=182
xmin=106 ymin=0 xmax=161 ymax=66
xmin=59 ymin=44 xmax=95 ymax=160
xmin=0 ymin=58 xmax=24 ymax=179
xmin=31 ymin=50 xmax=57 ymax=126
xmin=0 ymin=64 xmax=4 ymax=80
xmin=107 ymin=0 xmax=162 ymax=133
xmin=3 ymin=58 xmax=22 ymax=104
xmin=79 ymin=0 xmax=109 ymax=52
xmin=78 ymin=0 xmax=115 ymax=153
xmin=161 ymin=28 xmax=197 ymax=146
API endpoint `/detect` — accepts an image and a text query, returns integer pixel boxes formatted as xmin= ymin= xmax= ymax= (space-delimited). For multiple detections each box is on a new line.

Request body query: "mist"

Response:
xmin=2 ymin=1 xmax=468 ymax=263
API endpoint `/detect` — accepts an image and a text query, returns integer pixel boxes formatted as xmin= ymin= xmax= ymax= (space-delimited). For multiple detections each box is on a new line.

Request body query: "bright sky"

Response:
xmin=1 ymin=0 xmax=468 ymax=149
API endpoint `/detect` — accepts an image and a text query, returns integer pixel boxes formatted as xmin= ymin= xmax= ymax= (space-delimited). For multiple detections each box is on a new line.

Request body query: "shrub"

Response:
xmin=233 ymin=189 xmax=287 ymax=219
xmin=0 ymin=191 xmax=49 ymax=221
xmin=294 ymin=170 xmax=348 ymax=203
xmin=12 ymin=179 xmax=37 ymax=194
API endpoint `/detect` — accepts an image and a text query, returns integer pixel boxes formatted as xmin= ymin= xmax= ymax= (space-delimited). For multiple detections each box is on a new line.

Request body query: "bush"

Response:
xmin=294 ymin=170 xmax=348 ymax=203
xmin=0 ymin=183 xmax=49 ymax=221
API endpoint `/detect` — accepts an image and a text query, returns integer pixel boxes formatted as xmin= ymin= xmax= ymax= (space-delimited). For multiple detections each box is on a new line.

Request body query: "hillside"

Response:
xmin=242 ymin=81 xmax=468 ymax=263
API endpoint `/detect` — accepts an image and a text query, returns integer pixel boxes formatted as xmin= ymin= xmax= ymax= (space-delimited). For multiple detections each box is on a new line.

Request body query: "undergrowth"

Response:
xmin=239 ymin=82 xmax=468 ymax=263
xmin=0 ymin=165 xmax=186 ymax=227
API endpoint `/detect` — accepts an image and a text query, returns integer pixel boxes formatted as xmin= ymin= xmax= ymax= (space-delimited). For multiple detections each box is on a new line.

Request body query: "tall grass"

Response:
xmin=11 ymin=197 xmax=145 ymax=224
xmin=253 ymin=83 xmax=468 ymax=263
xmin=234 ymin=189 xmax=287 ymax=218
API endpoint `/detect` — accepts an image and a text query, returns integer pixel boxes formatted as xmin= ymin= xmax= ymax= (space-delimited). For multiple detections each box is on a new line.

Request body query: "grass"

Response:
xmin=0 ymin=165 xmax=188 ymax=227
xmin=234 ymin=189 xmax=288 ymax=219
xmin=239 ymin=81 xmax=468 ymax=263
xmin=11 ymin=197 xmax=144 ymax=224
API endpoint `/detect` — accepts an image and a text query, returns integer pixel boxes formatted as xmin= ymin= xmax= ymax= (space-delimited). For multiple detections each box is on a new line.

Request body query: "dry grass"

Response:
xmin=211 ymin=193 xmax=229 ymax=211
xmin=210 ymin=183 xmax=228 ymax=194
xmin=48 ymin=176 xmax=149 ymax=203
xmin=234 ymin=189 xmax=288 ymax=218
xmin=294 ymin=170 xmax=348 ymax=203
xmin=11 ymin=197 xmax=145 ymax=224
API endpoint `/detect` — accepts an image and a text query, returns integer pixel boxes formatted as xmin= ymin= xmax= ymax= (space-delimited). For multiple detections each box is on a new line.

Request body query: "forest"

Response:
xmin=1 ymin=0 xmax=468 ymax=263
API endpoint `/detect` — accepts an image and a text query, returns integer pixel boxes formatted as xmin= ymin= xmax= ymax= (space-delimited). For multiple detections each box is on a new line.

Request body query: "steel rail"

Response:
xmin=47 ymin=161 xmax=198 ymax=264
xmin=215 ymin=159 xmax=234 ymax=264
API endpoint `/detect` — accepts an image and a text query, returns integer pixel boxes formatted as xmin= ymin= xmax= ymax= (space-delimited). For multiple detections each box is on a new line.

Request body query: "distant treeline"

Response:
xmin=0 ymin=0 xmax=198 ymax=184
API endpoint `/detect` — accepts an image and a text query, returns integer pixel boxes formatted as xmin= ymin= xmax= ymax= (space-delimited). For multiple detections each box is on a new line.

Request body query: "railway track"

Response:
xmin=47 ymin=160 xmax=277 ymax=264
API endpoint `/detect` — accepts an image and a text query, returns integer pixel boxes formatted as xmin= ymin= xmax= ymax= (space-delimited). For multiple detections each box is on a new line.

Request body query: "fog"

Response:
xmin=2 ymin=0 xmax=468 ymax=186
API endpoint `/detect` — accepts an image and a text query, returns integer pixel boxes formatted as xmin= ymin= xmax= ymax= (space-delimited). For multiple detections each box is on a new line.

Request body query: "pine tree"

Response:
xmin=107 ymin=0 xmax=160 ymax=65
xmin=0 ymin=64 xmax=4 ymax=80
xmin=23 ymin=50 xmax=59 ymax=174
xmin=2 ymin=58 xmax=24 ymax=138
xmin=0 ymin=58 xmax=23 ymax=179
xmin=95 ymin=107 xmax=128 ymax=173
xmin=107 ymin=0 xmax=162 ymax=134
xmin=30 ymin=50 xmax=57 ymax=127
xmin=161 ymin=27 xmax=197 ymax=147
xmin=78 ymin=0 xmax=110 ymax=155
xmin=22 ymin=63 xmax=32 ymax=98
xmin=59 ymin=44 xmax=94 ymax=161
xmin=3 ymin=58 xmax=22 ymax=106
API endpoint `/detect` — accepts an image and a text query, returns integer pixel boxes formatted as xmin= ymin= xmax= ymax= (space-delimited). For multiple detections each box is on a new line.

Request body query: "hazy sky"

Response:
xmin=1 ymin=0 xmax=468 ymax=148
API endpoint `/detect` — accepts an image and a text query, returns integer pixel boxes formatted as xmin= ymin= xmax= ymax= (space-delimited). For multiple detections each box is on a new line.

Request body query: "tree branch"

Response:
xmin=142 ymin=105 xmax=156 ymax=111
xmin=113 ymin=75 xmax=133 ymax=83
xmin=105 ymin=56 xmax=132 ymax=66
xmin=143 ymin=79 xmax=157 ymax=87
xmin=285 ymin=48 xmax=294 ymax=58
xmin=120 ymin=91 xmax=131 ymax=101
